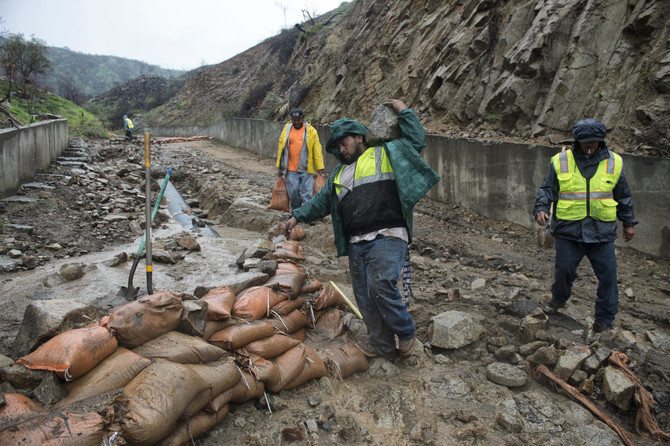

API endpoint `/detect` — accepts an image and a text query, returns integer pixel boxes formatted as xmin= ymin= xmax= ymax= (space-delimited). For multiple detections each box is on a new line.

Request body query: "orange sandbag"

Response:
xmin=300 ymin=279 xmax=323 ymax=294
xmin=320 ymin=343 xmax=369 ymax=378
xmin=312 ymin=284 xmax=348 ymax=311
xmin=269 ymin=240 xmax=305 ymax=261
xmin=265 ymin=271 xmax=307 ymax=297
xmin=0 ymin=393 xmax=46 ymax=431
xmin=57 ymin=348 xmax=151 ymax=409
xmin=314 ymin=307 xmax=345 ymax=340
xmin=272 ymin=309 xmax=310 ymax=334
xmin=202 ymin=319 xmax=238 ymax=340
xmin=157 ymin=405 xmax=229 ymax=446
xmin=132 ymin=331 xmax=225 ymax=364
xmin=182 ymin=359 xmax=241 ymax=419
xmin=267 ymin=176 xmax=290 ymax=213
xmin=239 ymin=333 xmax=302 ymax=359
xmin=113 ymin=359 xmax=209 ymax=445
xmin=0 ymin=411 xmax=105 ymax=445
xmin=271 ymin=296 xmax=306 ymax=316
xmin=232 ymin=286 xmax=286 ymax=321
xmin=277 ymin=260 xmax=306 ymax=274
xmin=283 ymin=343 xmax=327 ymax=390
xmin=288 ymin=224 xmax=306 ymax=241
xmin=201 ymin=286 xmax=236 ymax=320
xmin=101 ymin=291 xmax=183 ymax=348
xmin=208 ymin=319 xmax=276 ymax=351
xmin=208 ymin=371 xmax=264 ymax=413
xmin=245 ymin=344 xmax=307 ymax=393
xmin=313 ymin=173 xmax=326 ymax=195
xmin=16 ymin=323 xmax=117 ymax=381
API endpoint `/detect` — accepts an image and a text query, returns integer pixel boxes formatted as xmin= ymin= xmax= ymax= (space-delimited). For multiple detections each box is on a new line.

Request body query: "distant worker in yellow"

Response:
xmin=123 ymin=114 xmax=135 ymax=141
xmin=276 ymin=108 xmax=325 ymax=211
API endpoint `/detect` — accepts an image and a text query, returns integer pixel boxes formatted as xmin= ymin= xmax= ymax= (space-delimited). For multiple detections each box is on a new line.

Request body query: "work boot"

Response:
xmin=354 ymin=337 xmax=379 ymax=358
xmin=398 ymin=336 xmax=416 ymax=357
xmin=541 ymin=300 xmax=565 ymax=315
xmin=593 ymin=320 xmax=612 ymax=333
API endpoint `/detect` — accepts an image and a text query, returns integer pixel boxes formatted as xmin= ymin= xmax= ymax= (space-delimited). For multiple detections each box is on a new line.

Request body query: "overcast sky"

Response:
xmin=0 ymin=0 xmax=347 ymax=70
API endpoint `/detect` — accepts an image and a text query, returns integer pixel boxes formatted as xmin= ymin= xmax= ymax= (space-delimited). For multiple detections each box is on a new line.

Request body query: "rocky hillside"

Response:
xmin=145 ymin=0 xmax=669 ymax=156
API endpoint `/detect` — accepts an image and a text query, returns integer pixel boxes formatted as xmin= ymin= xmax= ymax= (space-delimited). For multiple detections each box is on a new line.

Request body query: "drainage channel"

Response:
xmin=157 ymin=179 xmax=220 ymax=238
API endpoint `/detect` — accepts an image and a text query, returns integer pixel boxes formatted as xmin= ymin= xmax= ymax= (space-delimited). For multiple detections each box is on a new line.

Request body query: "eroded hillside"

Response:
xmin=145 ymin=0 xmax=670 ymax=156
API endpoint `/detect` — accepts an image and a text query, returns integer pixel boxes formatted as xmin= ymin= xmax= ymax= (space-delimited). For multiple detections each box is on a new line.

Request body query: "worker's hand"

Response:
xmin=317 ymin=169 xmax=325 ymax=176
xmin=385 ymin=99 xmax=407 ymax=113
xmin=535 ymin=211 xmax=550 ymax=226
xmin=280 ymin=216 xmax=298 ymax=239
xmin=277 ymin=170 xmax=283 ymax=177
xmin=623 ymin=225 xmax=635 ymax=242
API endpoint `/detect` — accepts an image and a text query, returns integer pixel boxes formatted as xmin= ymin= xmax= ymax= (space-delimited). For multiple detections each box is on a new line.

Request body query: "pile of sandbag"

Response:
xmin=0 ymin=239 xmax=369 ymax=445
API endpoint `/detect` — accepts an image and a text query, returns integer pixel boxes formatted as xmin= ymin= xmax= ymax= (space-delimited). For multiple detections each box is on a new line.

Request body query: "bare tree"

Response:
xmin=275 ymin=2 xmax=289 ymax=29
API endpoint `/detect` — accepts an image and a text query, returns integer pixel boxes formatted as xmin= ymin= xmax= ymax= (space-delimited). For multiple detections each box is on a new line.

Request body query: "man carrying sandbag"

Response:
xmin=276 ymin=108 xmax=326 ymax=211
xmin=281 ymin=99 xmax=440 ymax=360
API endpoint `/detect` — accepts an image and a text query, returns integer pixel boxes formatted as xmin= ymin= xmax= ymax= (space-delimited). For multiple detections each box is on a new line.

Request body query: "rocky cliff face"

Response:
xmin=146 ymin=0 xmax=670 ymax=156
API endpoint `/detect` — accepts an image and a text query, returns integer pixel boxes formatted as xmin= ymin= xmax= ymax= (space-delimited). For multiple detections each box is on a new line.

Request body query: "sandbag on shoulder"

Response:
xmin=132 ymin=331 xmax=225 ymax=364
xmin=16 ymin=323 xmax=117 ymax=381
xmin=56 ymin=347 xmax=151 ymax=409
xmin=112 ymin=359 xmax=209 ymax=445
xmin=102 ymin=291 xmax=183 ymax=348
xmin=0 ymin=410 xmax=105 ymax=446
xmin=200 ymin=286 xmax=236 ymax=320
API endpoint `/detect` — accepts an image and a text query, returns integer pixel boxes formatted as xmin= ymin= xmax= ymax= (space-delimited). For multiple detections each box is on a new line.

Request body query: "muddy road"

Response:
xmin=1 ymin=138 xmax=669 ymax=445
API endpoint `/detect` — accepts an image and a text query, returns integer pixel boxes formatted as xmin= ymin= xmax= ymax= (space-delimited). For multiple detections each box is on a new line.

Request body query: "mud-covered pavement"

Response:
xmin=1 ymin=138 xmax=669 ymax=445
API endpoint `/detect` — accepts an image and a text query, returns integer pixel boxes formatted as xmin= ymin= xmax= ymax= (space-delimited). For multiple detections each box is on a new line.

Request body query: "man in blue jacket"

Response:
xmin=282 ymin=99 xmax=440 ymax=359
xmin=534 ymin=118 xmax=637 ymax=333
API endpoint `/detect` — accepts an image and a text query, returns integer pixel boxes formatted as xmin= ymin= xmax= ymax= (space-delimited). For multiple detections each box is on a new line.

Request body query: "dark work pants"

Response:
xmin=551 ymin=237 xmax=619 ymax=324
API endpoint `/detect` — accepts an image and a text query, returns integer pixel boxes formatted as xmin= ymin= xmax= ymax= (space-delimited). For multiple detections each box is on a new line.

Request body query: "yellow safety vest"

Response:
xmin=124 ymin=118 xmax=134 ymax=129
xmin=333 ymin=146 xmax=395 ymax=198
xmin=552 ymin=149 xmax=623 ymax=221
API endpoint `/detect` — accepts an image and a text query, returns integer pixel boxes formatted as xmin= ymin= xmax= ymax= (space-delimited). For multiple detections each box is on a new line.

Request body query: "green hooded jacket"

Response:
xmin=292 ymin=108 xmax=440 ymax=256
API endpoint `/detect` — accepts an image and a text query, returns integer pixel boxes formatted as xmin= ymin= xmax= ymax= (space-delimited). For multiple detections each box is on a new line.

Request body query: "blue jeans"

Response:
xmin=551 ymin=238 xmax=619 ymax=324
xmin=284 ymin=171 xmax=314 ymax=211
xmin=348 ymin=236 xmax=415 ymax=358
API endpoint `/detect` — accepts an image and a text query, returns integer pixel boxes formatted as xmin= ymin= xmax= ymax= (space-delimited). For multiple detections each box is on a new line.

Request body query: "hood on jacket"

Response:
xmin=572 ymin=118 xmax=606 ymax=142
xmin=123 ymin=115 xmax=128 ymax=120
xmin=326 ymin=118 xmax=368 ymax=162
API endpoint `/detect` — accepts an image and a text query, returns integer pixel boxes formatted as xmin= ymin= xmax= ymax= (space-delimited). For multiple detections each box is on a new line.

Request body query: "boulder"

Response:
xmin=366 ymin=105 xmax=401 ymax=146
xmin=602 ymin=366 xmax=635 ymax=411
xmin=428 ymin=310 xmax=485 ymax=349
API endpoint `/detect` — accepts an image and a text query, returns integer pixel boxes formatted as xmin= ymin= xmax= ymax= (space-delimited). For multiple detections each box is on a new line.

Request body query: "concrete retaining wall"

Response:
xmin=0 ymin=119 xmax=69 ymax=198
xmin=148 ymin=119 xmax=670 ymax=259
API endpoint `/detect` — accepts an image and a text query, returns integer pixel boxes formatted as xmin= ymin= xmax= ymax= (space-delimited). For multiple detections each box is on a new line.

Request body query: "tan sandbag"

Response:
xmin=276 ymin=260 xmax=306 ymax=274
xmin=182 ymin=359 xmax=241 ymax=419
xmin=0 ymin=393 xmax=46 ymax=431
xmin=57 ymin=348 xmax=151 ymax=409
xmin=288 ymin=224 xmax=306 ymax=241
xmin=16 ymin=323 xmax=117 ymax=381
xmin=313 ymin=173 xmax=326 ymax=195
xmin=0 ymin=411 xmax=105 ymax=445
xmin=208 ymin=319 xmax=276 ymax=350
xmin=232 ymin=286 xmax=286 ymax=321
xmin=157 ymin=405 xmax=229 ymax=446
xmin=300 ymin=279 xmax=323 ymax=294
xmin=272 ymin=309 xmax=309 ymax=334
xmin=245 ymin=354 xmax=281 ymax=392
xmin=202 ymin=319 xmax=239 ymax=340
xmin=271 ymin=296 xmax=306 ymax=316
xmin=113 ymin=359 xmax=209 ymax=445
xmin=312 ymin=284 xmax=347 ymax=311
xmin=314 ymin=307 xmax=345 ymax=340
xmin=271 ymin=343 xmax=309 ymax=392
xmin=320 ymin=343 xmax=369 ymax=378
xmin=101 ymin=291 xmax=183 ymax=348
xmin=267 ymin=176 xmax=290 ymax=213
xmin=132 ymin=331 xmax=225 ymax=364
xmin=201 ymin=286 xmax=236 ymax=320
xmin=269 ymin=241 xmax=305 ymax=261
xmin=208 ymin=371 xmax=264 ymax=413
xmin=289 ymin=328 xmax=307 ymax=342
xmin=265 ymin=271 xmax=307 ymax=298
xmin=239 ymin=333 xmax=302 ymax=359
xmin=283 ymin=343 xmax=327 ymax=390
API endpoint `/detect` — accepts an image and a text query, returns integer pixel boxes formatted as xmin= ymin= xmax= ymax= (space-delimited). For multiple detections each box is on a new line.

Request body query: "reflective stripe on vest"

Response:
xmin=552 ymin=149 xmax=623 ymax=221
xmin=334 ymin=146 xmax=395 ymax=201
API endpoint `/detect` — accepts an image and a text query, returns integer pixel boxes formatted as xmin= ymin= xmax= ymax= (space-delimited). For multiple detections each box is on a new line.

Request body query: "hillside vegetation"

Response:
xmin=0 ymin=79 xmax=107 ymax=138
